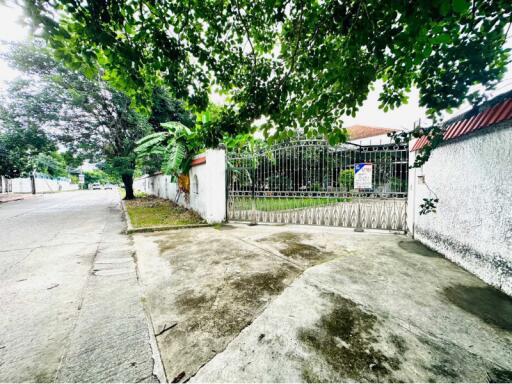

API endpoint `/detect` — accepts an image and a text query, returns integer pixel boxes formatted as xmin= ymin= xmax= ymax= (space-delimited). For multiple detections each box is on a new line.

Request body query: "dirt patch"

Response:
xmin=443 ymin=285 xmax=512 ymax=331
xmin=389 ymin=334 xmax=408 ymax=355
xmin=263 ymin=232 xmax=313 ymax=242
xmin=175 ymin=291 xmax=210 ymax=310
xmin=488 ymin=368 xmax=512 ymax=383
xmin=398 ymin=240 xmax=441 ymax=257
xmin=213 ymin=224 xmax=237 ymax=231
xmin=155 ymin=258 xmax=301 ymax=382
xmin=33 ymin=371 xmax=55 ymax=383
xmin=229 ymin=270 xmax=292 ymax=302
xmin=155 ymin=232 xmax=192 ymax=254
xmin=172 ymin=269 xmax=296 ymax=337
xmin=298 ymin=293 xmax=400 ymax=382
xmin=258 ymin=231 xmax=338 ymax=264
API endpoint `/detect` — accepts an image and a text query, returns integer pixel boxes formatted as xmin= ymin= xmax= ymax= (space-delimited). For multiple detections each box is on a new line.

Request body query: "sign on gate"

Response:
xmin=354 ymin=163 xmax=373 ymax=189
xmin=79 ymin=174 xmax=85 ymax=184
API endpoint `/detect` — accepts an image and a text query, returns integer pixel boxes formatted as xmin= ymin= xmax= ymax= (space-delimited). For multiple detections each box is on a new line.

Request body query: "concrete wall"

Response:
xmin=0 ymin=176 xmax=11 ymax=193
xmin=11 ymin=177 xmax=79 ymax=194
xmin=407 ymin=121 xmax=512 ymax=295
xmin=134 ymin=149 xmax=226 ymax=223
xmin=349 ymin=133 xmax=395 ymax=146
xmin=133 ymin=174 xmax=182 ymax=203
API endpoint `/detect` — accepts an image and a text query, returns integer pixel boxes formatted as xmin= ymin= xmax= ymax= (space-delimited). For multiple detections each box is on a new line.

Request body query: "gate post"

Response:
xmin=354 ymin=191 xmax=364 ymax=232
xmin=354 ymin=145 xmax=364 ymax=232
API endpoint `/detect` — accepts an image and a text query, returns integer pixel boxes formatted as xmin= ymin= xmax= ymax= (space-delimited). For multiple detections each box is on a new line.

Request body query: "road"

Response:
xmin=0 ymin=190 xmax=162 ymax=382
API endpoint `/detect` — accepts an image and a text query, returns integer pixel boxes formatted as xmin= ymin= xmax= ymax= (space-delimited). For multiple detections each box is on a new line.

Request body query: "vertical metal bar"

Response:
xmin=354 ymin=146 xmax=363 ymax=232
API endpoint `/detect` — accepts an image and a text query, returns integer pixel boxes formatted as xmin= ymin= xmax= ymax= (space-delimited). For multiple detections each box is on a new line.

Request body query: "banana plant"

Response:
xmin=135 ymin=121 xmax=199 ymax=181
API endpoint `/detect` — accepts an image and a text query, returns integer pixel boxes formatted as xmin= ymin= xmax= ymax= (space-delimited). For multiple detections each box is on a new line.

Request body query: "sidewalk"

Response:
xmin=0 ymin=193 xmax=37 ymax=204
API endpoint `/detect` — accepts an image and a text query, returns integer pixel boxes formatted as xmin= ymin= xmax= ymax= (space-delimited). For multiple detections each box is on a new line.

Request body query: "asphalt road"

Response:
xmin=0 ymin=190 xmax=161 ymax=382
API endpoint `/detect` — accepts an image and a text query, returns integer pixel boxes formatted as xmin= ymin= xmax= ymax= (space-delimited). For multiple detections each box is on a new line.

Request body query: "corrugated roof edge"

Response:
xmin=411 ymin=89 xmax=512 ymax=151
xmin=442 ymin=88 xmax=512 ymax=127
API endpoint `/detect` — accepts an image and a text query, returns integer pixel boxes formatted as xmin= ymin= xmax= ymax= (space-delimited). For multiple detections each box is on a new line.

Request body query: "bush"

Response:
xmin=339 ymin=169 xmax=354 ymax=191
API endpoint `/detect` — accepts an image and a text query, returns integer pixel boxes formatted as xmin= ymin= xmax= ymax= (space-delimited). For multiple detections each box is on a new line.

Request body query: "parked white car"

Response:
xmin=91 ymin=183 xmax=102 ymax=190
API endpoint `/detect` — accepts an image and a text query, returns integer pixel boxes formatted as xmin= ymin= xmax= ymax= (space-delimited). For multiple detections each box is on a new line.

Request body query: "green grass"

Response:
xmin=125 ymin=196 xmax=204 ymax=228
xmin=233 ymin=197 xmax=349 ymax=212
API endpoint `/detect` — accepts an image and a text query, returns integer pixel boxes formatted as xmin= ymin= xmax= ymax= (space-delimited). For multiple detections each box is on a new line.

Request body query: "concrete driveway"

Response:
xmin=0 ymin=191 xmax=161 ymax=383
xmin=133 ymin=224 xmax=512 ymax=383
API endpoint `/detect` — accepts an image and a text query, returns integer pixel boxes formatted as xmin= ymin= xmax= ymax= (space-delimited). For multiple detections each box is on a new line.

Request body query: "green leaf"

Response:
xmin=452 ymin=0 xmax=470 ymax=14
xmin=440 ymin=2 xmax=451 ymax=16
xmin=432 ymin=33 xmax=452 ymax=44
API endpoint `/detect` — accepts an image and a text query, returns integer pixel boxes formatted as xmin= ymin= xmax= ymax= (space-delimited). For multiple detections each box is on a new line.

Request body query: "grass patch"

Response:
xmin=232 ymin=197 xmax=349 ymax=212
xmin=125 ymin=196 xmax=204 ymax=228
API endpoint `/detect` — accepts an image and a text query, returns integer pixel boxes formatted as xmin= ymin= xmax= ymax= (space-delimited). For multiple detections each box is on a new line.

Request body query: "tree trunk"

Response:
xmin=122 ymin=173 xmax=135 ymax=200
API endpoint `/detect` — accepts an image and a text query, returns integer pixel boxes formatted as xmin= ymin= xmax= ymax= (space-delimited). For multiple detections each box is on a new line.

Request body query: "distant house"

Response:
xmin=346 ymin=124 xmax=399 ymax=146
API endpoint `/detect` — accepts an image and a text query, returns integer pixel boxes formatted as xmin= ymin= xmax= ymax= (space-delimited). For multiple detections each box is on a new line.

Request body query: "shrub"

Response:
xmin=339 ymin=169 xmax=354 ymax=191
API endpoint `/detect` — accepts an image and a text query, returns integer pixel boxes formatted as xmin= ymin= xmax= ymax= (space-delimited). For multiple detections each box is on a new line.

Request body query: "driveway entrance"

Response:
xmin=133 ymin=224 xmax=512 ymax=383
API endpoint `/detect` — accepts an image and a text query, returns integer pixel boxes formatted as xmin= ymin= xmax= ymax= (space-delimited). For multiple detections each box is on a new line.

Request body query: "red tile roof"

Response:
xmin=411 ymin=92 xmax=512 ymax=151
xmin=347 ymin=125 xmax=398 ymax=140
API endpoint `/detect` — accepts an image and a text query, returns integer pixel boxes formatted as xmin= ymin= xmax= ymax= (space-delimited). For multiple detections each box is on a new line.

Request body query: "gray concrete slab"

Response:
xmin=0 ymin=190 xmax=161 ymax=383
xmin=133 ymin=223 xmax=512 ymax=383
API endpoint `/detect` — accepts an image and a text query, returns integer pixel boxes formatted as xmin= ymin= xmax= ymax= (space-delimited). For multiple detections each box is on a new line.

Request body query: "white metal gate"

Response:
xmin=227 ymin=140 xmax=408 ymax=231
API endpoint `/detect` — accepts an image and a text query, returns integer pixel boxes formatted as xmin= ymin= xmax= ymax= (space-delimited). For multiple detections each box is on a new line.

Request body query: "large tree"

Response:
xmin=1 ymin=42 xmax=151 ymax=198
xmin=18 ymin=0 xmax=512 ymax=150
xmin=0 ymin=123 xmax=56 ymax=177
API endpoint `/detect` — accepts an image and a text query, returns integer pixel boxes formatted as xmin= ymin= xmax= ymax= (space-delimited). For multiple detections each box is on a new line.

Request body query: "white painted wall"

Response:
xmin=349 ymin=133 xmax=395 ymax=146
xmin=0 ymin=176 xmax=11 ymax=193
xmin=134 ymin=149 xmax=226 ymax=223
xmin=407 ymin=121 xmax=512 ymax=296
xmin=133 ymin=173 xmax=184 ymax=204
xmin=10 ymin=177 xmax=79 ymax=193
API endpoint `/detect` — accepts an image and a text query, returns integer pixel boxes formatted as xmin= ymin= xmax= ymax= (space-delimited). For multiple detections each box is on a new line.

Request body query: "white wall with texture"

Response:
xmin=134 ymin=149 xmax=226 ymax=223
xmin=11 ymin=177 xmax=79 ymax=193
xmin=407 ymin=121 xmax=512 ymax=296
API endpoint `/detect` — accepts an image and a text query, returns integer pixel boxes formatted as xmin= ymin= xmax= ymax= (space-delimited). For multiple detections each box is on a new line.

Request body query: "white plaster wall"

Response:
xmin=189 ymin=149 xmax=226 ymax=223
xmin=133 ymin=174 xmax=185 ymax=205
xmin=10 ymin=177 xmax=79 ymax=193
xmin=11 ymin=178 xmax=32 ymax=193
xmin=407 ymin=121 xmax=512 ymax=296
xmin=349 ymin=133 xmax=395 ymax=146
xmin=133 ymin=149 xmax=226 ymax=223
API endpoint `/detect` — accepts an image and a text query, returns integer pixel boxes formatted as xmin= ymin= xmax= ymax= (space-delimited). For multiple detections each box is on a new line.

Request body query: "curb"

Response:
xmin=127 ymin=223 xmax=212 ymax=234
xmin=120 ymin=199 xmax=135 ymax=233
xmin=120 ymin=199 xmax=212 ymax=234
xmin=0 ymin=194 xmax=40 ymax=204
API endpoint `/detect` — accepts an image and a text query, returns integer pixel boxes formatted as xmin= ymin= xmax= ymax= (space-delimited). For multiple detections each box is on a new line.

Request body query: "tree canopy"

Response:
xmin=19 ymin=0 xmax=512 ymax=145
xmin=1 ymin=41 xmax=199 ymax=198
xmin=0 ymin=42 xmax=152 ymax=197
xmin=0 ymin=124 xmax=56 ymax=177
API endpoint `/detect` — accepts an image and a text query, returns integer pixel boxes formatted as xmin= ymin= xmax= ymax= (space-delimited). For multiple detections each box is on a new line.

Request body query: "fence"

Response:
xmin=227 ymin=140 xmax=408 ymax=230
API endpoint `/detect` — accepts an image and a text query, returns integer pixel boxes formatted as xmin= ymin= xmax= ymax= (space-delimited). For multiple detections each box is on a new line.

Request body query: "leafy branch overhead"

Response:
xmin=20 ymin=0 xmax=512 ymax=145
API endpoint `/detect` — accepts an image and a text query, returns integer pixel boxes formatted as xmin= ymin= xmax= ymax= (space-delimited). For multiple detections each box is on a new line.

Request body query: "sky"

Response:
xmin=1 ymin=2 xmax=512 ymax=132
